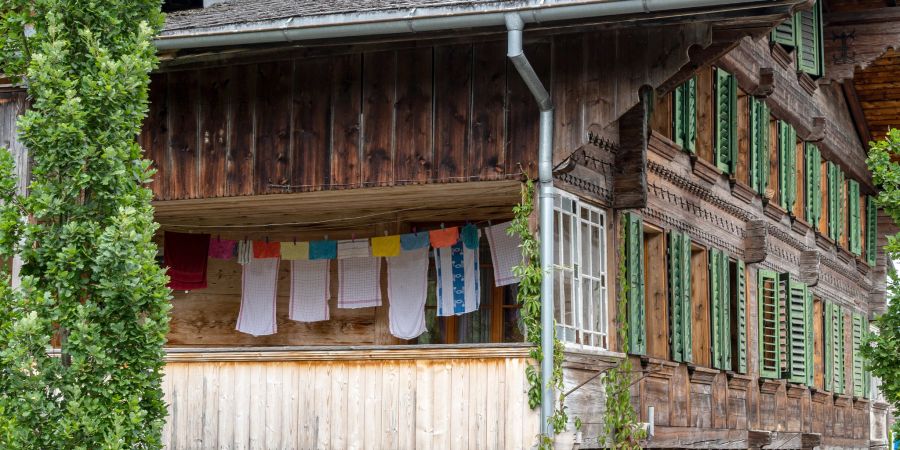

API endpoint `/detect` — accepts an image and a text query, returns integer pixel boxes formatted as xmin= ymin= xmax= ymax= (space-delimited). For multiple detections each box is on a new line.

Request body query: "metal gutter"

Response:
xmin=156 ymin=0 xmax=790 ymax=50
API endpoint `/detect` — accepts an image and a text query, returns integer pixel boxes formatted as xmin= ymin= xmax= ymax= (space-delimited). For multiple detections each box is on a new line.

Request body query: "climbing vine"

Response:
xmin=509 ymin=179 xmax=568 ymax=448
xmin=599 ymin=220 xmax=646 ymax=449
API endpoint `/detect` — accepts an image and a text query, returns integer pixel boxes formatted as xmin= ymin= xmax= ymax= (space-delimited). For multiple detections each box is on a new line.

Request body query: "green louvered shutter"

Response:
xmin=735 ymin=260 xmax=748 ymax=374
xmin=749 ymin=98 xmax=770 ymax=196
xmin=796 ymin=1 xmax=824 ymax=77
xmin=625 ymin=213 xmax=646 ymax=355
xmin=709 ymin=249 xmax=731 ymax=370
xmin=673 ymin=77 xmax=697 ymax=153
xmin=848 ymin=180 xmax=861 ymax=255
xmin=715 ymin=69 xmax=738 ymax=174
xmin=804 ymin=289 xmax=814 ymax=386
xmin=824 ymin=302 xmax=834 ymax=391
xmin=772 ymin=14 xmax=799 ymax=48
xmin=866 ymin=196 xmax=878 ymax=266
xmin=781 ymin=274 xmax=809 ymax=384
xmin=668 ymin=230 xmax=692 ymax=363
xmin=828 ymin=163 xmax=845 ymax=242
xmin=852 ymin=313 xmax=865 ymax=397
xmin=805 ymin=143 xmax=822 ymax=225
xmin=832 ymin=306 xmax=846 ymax=394
xmin=758 ymin=270 xmax=781 ymax=378
xmin=778 ymin=121 xmax=797 ymax=211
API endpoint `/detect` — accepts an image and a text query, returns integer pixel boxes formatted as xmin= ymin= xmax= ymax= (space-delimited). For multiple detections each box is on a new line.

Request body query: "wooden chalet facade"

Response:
xmin=1 ymin=0 xmax=898 ymax=448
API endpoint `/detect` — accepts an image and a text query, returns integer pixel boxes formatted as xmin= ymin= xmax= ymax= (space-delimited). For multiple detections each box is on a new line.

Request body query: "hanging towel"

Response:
xmin=434 ymin=238 xmax=480 ymax=316
xmin=387 ymin=247 xmax=429 ymax=339
xmin=253 ymin=241 xmax=281 ymax=259
xmin=371 ymin=235 xmax=401 ymax=257
xmin=338 ymin=257 xmax=382 ymax=308
xmin=429 ymin=227 xmax=459 ymax=249
xmin=288 ymin=260 xmax=330 ymax=322
xmin=280 ymin=242 xmax=310 ymax=260
xmin=236 ymin=240 xmax=253 ymax=265
xmin=208 ymin=237 xmax=237 ymax=260
xmin=485 ymin=221 xmax=523 ymax=286
xmin=309 ymin=240 xmax=337 ymax=260
xmin=236 ymin=258 xmax=279 ymax=336
xmin=337 ymin=239 xmax=371 ymax=259
xmin=460 ymin=224 xmax=480 ymax=249
xmin=164 ymin=231 xmax=210 ymax=290
xmin=400 ymin=232 xmax=430 ymax=251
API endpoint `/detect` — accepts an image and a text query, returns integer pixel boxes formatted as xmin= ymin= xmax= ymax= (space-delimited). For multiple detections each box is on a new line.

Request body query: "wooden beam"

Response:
xmin=614 ymin=87 xmax=650 ymax=209
xmin=843 ymin=81 xmax=874 ymax=147
xmin=153 ymin=343 xmax=533 ymax=362
xmin=645 ymin=427 xmax=771 ymax=449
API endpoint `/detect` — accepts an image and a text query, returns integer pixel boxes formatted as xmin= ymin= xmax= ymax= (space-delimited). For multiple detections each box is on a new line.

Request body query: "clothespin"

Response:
xmin=384 ymin=230 xmax=388 ymax=236
xmin=440 ymin=223 xmax=445 ymax=229
xmin=324 ymin=234 xmax=329 ymax=240
xmin=487 ymin=219 xmax=492 ymax=226
xmin=293 ymin=236 xmax=297 ymax=244
xmin=352 ymin=233 xmax=356 ymax=241
xmin=412 ymin=227 xmax=417 ymax=234
xmin=265 ymin=236 xmax=269 ymax=244
xmin=243 ymin=235 xmax=248 ymax=242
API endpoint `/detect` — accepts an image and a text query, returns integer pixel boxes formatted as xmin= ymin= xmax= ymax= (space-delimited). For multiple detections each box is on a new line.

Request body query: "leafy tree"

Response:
xmin=864 ymin=127 xmax=900 ymax=438
xmin=0 ymin=1 xmax=171 ymax=448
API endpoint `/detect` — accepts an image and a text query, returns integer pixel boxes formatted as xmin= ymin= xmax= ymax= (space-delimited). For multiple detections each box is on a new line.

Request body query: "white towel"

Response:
xmin=337 ymin=239 xmax=371 ymax=259
xmin=236 ymin=240 xmax=252 ymax=265
xmin=289 ymin=260 xmax=331 ymax=322
xmin=236 ymin=258 xmax=279 ymax=336
xmin=387 ymin=247 xmax=429 ymax=339
xmin=485 ymin=221 xmax=523 ymax=286
xmin=434 ymin=240 xmax=480 ymax=316
xmin=338 ymin=257 xmax=382 ymax=308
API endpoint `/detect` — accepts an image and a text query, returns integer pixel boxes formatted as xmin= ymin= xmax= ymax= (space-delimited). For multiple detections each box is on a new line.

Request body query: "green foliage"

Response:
xmin=600 ymin=220 xmax=646 ymax=449
xmin=0 ymin=1 xmax=171 ymax=448
xmin=509 ymin=180 xmax=568 ymax=448
xmin=864 ymin=127 xmax=900 ymax=437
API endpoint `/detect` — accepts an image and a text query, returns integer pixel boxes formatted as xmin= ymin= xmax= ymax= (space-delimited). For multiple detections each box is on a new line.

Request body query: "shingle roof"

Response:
xmin=162 ymin=0 xmax=521 ymax=35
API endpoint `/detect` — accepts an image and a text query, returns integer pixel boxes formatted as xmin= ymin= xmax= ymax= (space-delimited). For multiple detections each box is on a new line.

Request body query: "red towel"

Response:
xmin=164 ymin=231 xmax=210 ymax=290
xmin=253 ymin=241 xmax=281 ymax=259
xmin=429 ymin=227 xmax=459 ymax=249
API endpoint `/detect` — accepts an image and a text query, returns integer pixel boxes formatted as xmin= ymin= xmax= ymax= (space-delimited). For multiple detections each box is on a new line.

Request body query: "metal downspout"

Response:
xmin=505 ymin=12 xmax=555 ymax=437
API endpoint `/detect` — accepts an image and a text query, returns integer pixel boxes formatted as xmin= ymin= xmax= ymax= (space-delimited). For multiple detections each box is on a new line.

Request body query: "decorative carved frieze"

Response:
xmin=648 ymin=160 xmax=754 ymax=222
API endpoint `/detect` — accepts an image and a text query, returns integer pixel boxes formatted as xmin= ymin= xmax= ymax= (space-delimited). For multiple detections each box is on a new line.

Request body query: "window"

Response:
xmin=866 ymin=196 xmax=878 ymax=266
xmin=805 ymin=143 xmax=822 ymax=226
xmin=781 ymin=274 xmax=812 ymax=385
xmin=852 ymin=313 xmax=869 ymax=398
xmin=709 ymin=248 xmax=731 ymax=370
xmin=771 ymin=1 xmax=824 ymax=77
xmin=813 ymin=298 xmax=825 ymax=389
xmin=749 ymin=97 xmax=770 ymax=196
xmin=644 ymin=226 xmax=668 ymax=359
xmin=554 ymin=190 xmax=609 ymax=350
xmin=673 ymin=76 xmax=697 ymax=153
xmin=848 ymin=180 xmax=861 ymax=255
xmin=624 ymin=212 xmax=645 ymax=354
xmin=824 ymin=301 xmax=846 ymax=394
xmin=714 ymin=68 xmax=738 ymax=174
xmin=778 ymin=120 xmax=797 ymax=211
xmin=729 ymin=259 xmax=748 ymax=374
xmin=668 ymin=230 xmax=692 ymax=363
xmin=758 ymin=269 xmax=780 ymax=378
xmin=827 ymin=162 xmax=845 ymax=242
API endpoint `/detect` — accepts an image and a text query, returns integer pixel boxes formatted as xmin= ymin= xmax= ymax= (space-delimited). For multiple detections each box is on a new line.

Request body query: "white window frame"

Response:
xmin=552 ymin=189 xmax=608 ymax=351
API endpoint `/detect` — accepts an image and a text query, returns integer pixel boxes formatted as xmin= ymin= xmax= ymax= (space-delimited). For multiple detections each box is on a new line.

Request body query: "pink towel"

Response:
xmin=338 ymin=257 xmax=382 ymax=308
xmin=208 ymin=238 xmax=237 ymax=260
xmin=236 ymin=258 xmax=279 ymax=336
xmin=387 ymin=247 xmax=429 ymax=339
xmin=485 ymin=221 xmax=523 ymax=286
xmin=289 ymin=260 xmax=331 ymax=322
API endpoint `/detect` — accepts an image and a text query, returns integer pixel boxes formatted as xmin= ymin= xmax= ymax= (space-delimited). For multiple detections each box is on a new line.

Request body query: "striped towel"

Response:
xmin=337 ymin=239 xmax=371 ymax=259
xmin=236 ymin=258 xmax=279 ymax=336
xmin=484 ymin=221 xmax=523 ymax=286
xmin=338 ymin=257 xmax=382 ymax=308
xmin=288 ymin=260 xmax=330 ymax=322
xmin=387 ymin=247 xmax=429 ymax=339
xmin=434 ymin=235 xmax=480 ymax=316
xmin=236 ymin=240 xmax=253 ymax=265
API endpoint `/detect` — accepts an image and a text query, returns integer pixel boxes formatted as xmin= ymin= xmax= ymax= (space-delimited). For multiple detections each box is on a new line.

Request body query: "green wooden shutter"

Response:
xmin=828 ymin=162 xmax=845 ymax=242
xmin=781 ymin=274 xmax=809 ymax=384
xmin=796 ymin=1 xmax=824 ymax=77
xmin=866 ymin=196 xmax=878 ymax=266
xmin=772 ymin=14 xmax=799 ymax=48
xmin=833 ymin=306 xmax=846 ymax=394
xmin=715 ymin=69 xmax=738 ymax=174
xmin=709 ymin=249 xmax=731 ymax=370
xmin=804 ymin=289 xmax=814 ymax=386
xmin=758 ymin=269 xmax=781 ymax=378
xmin=673 ymin=77 xmax=697 ymax=153
xmin=778 ymin=121 xmax=797 ymax=211
xmin=749 ymin=98 xmax=770 ymax=196
xmin=668 ymin=230 xmax=692 ymax=363
xmin=848 ymin=180 xmax=861 ymax=255
xmin=735 ymin=260 xmax=748 ymax=374
xmin=805 ymin=143 xmax=821 ymax=225
xmin=852 ymin=313 xmax=865 ymax=397
xmin=625 ymin=213 xmax=646 ymax=355
xmin=824 ymin=302 xmax=834 ymax=391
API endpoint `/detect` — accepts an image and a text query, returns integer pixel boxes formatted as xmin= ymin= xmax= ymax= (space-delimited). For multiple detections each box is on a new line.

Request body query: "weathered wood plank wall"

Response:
xmin=142 ymin=25 xmax=713 ymax=201
xmin=161 ymin=349 xmax=539 ymax=450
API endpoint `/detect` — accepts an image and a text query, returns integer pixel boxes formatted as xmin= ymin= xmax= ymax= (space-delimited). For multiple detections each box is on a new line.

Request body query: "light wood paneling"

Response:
xmin=161 ymin=348 xmax=539 ymax=449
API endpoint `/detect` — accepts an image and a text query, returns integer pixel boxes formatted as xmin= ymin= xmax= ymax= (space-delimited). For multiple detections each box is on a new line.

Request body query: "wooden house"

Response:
xmin=1 ymin=0 xmax=898 ymax=448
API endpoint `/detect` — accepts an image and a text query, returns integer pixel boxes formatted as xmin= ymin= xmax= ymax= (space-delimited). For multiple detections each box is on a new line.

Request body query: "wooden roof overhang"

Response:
xmin=152 ymin=180 xmax=523 ymax=237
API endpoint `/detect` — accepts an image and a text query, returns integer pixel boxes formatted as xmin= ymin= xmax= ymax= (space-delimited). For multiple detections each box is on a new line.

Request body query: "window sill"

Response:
xmin=648 ymin=131 xmax=682 ymax=161
xmin=797 ymin=71 xmax=818 ymax=95
xmin=786 ymin=383 xmax=808 ymax=398
xmin=726 ymin=372 xmax=753 ymax=390
xmin=758 ymin=378 xmax=785 ymax=393
xmin=763 ymin=200 xmax=787 ymax=222
xmin=691 ymin=155 xmax=723 ymax=185
xmin=730 ymin=180 xmax=756 ymax=205
xmin=159 ymin=343 xmax=535 ymax=362
xmin=810 ymin=388 xmax=832 ymax=403
xmin=815 ymin=231 xmax=834 ymax=250
xmin=770 ymin=42 xmax=794 ymax=70
xmin=687 ymin=364 xmax=719 ymax=384
xmin=790 ymin=217 xmax=811 ymax=236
